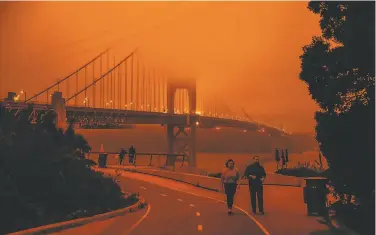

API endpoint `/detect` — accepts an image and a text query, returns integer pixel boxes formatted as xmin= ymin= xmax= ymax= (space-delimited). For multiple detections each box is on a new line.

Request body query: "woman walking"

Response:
xmin=221 ymin=159 xmax=240 ymax=215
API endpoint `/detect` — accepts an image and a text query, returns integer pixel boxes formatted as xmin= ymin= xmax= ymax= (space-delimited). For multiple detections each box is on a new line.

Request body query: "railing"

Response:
xmin=88 ymin=151 xmax=186 ymax=167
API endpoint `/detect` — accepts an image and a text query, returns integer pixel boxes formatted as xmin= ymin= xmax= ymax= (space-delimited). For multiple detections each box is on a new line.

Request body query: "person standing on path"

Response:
xmin=220 ymin=159 xmax=240 ymax=215
xmin=119 ymin=148 xmax=126 ymax=165
xmin=129 ymin=145 xmax=136 ymax=164
xmin=244 ymin=156 xmax=266 ymax=215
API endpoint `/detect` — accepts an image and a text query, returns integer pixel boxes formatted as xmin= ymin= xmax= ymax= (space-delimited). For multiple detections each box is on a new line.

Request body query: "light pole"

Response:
xmin=83 ymin=97 xmax=89 ymax=107
xmin=20 ymin=90 xmax=26 ymax=102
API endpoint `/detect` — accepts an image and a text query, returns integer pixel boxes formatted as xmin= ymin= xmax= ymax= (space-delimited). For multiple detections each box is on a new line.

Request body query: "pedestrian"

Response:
xmin=129 ymin=145 xmax=136 ymax=164
xmin=220 ymin=159 xmax=240 ymax=215
xmin=285 ymin=149 xmax=289 ymax=164
xmin=281 ymin=149 xmax=286 ymax=169
xmin=275 ymin=148 xmax=280 ymax=170
xmin=119 ymin=148 xmax=126 ymax=165
xmin=243 ymin=156 xmax=266 ymax=215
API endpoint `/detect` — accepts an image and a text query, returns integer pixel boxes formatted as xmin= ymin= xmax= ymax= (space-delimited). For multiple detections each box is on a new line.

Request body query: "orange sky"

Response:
xmin=0 ymin=2 xmax=321 ymax=133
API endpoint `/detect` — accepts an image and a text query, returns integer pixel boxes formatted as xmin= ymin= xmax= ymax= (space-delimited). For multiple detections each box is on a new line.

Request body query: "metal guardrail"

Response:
xmin=88 ymin=152 xmax=187 ymax=167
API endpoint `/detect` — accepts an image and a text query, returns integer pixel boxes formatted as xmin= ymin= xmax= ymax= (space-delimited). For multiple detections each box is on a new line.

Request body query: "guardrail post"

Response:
xmin=165 ymin=154 xmax=169 ymax=166
xmin=181 ymin=155 xmax=185 ymax=167
xmin=148 ymin=154 xmax=153 ymax=166
xmin=133 ymin=154 xmax=137 ymax=167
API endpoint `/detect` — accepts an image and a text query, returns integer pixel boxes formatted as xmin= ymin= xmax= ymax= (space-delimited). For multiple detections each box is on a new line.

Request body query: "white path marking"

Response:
xmin=124 ymin=204 xmax=151 ymax=235
xmin=196 ymin=212 xmax=200 ymax=216
xmin=189 ymin=204 xmax=195 ymax=207
xmin=177 ymin=199 xmax=183 ymax=202
xmin=160 ymin=193 xmax=167 ymax=197
xmin=197 ymin=225 xmax=203 ymax=231
xmin=119 ymin=171 xmax=271 ymax=235
xmin=140 ymin=186 xmax=147 ymax=190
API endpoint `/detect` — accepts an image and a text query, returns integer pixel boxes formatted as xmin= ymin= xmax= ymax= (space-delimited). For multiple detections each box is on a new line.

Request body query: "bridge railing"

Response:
xmin=87 ymin=151 xmax=186 ymax=167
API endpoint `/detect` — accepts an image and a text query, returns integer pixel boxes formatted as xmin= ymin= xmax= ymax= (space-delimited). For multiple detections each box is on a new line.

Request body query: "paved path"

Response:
xmin=54 ymin=170 xmax=267 ymax=235
xmin=108 ymin=166 xmax=334 ymax=235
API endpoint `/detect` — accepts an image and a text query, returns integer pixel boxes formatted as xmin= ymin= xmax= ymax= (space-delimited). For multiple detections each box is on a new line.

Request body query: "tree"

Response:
xmin=299 ymin=1 xmax=375 ymax=231
xmin=0 ymin=106 xmax=133 ymax=234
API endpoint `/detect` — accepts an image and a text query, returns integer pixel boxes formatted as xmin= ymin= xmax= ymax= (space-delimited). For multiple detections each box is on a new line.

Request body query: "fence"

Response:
xmin=87 ymin=151 xmax=187 ymax=167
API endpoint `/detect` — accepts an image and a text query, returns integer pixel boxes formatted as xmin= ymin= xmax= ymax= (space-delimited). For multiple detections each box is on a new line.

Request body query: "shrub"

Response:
xmin=0 ymin=106 xmax=134 ymax=234
xmin=276 ymin=161 xmax=327 ymax=177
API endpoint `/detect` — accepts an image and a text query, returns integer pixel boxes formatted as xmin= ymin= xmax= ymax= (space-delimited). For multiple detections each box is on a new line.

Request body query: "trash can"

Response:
xmin=303 ymin=177 xmax=328 ymax=216
xmin=98 ymin=153 xmax=108 ymax=168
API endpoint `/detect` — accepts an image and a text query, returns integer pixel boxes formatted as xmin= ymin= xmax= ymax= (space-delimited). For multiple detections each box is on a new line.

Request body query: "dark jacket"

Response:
xmin=244 ymin=163 xmax=266 ymax=186
xmin=129 ymin=147 xmax=135 ymax=155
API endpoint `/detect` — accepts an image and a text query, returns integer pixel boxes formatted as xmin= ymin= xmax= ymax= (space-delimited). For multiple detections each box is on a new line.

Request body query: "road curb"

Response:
xmin=9 ymin=195 xmax=147 ymax=235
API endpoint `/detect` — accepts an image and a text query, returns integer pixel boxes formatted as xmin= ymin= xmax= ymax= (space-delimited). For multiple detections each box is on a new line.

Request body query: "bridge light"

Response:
xmin=215 ymin=127 xmax=220 ymax=130
xmin=196 ymin=121 xmax=199 ymax=126
xmin=243 ymin=130 xmax=247 ymax=132
xmin=195 ymin=111 xmax=201 ymax=115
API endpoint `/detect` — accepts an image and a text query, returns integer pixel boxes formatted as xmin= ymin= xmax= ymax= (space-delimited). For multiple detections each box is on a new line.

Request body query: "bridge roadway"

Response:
xmin=54 ymin=170 xmax=267 ymax=235
xmin=1 ymin=101 xmax=284 ymax=135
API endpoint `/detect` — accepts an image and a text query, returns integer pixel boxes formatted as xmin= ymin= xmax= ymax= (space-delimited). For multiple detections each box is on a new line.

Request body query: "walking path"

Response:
xmin=101 ymin=165 xmax=334 ymax=235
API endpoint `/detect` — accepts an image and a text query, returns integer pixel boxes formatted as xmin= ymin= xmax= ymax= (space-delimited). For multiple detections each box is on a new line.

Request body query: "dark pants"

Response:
xmin=249 ymin=184 xmax=264 ymax=213
xmin=119 ymin=157 xmax=124 ymax=165
xmin=129 ymin=155 xmax=134 ymax=164
xmin=224 ymin=183 xmax=237 ymax=209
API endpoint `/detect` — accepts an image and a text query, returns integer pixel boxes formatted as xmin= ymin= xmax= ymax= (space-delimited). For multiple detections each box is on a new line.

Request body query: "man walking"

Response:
xmin=244 ymin=156 xmax=266 ymax=215
xmin=129 ymin=145 xmax=136 ymax=164
xmin=119 ymin=148 xmax=126 ymax=165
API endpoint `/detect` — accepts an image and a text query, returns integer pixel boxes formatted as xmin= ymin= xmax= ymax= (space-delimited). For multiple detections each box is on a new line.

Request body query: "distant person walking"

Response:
xmin=119 ymin=148 xmax=126 ymax=165
xmin=129 ymin=145 xmax=136 ymax=164
xmin=244 ymin=156 xmax=266 ymax=215
xmin=285 ymin=149 xmax=289 ymax=165
xmin=220 ymin=159 xmax=240 ymax=215
xmin=281 ymin=149 xmax=286 ymax=169
xmin=275 ymin=148 xmax=280 ymax=170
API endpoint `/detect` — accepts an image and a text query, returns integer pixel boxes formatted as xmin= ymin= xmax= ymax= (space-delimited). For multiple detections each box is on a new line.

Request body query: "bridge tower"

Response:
xmin=51 ymin=91 xmax=67 ymax=130
xmin=166 ymin=77 xmax=197 ymax=167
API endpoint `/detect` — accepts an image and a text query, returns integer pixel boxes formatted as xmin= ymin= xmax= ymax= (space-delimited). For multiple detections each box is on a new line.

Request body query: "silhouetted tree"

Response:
xmin=0 ymin=106 xmax=133 ymax=234
xmin=300 ymin=2 xmax=374 ymax=233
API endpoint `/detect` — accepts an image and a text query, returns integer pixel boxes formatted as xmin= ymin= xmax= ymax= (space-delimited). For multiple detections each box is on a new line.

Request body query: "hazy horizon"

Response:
xmin=0 ymin=2 xmax=321 ymax=132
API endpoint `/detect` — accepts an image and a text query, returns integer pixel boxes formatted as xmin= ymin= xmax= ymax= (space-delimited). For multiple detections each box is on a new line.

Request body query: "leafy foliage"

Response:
xmin=276 ymin=161 xmax=327 ymax=177
xmin=300 ymin=2 xmax=375 ymax=233
xmin=0 ymin=106 xmax=134 ymax=234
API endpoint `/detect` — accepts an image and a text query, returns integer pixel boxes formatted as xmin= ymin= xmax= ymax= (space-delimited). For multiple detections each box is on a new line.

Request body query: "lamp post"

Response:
xmin=20 ymin=90 xmax=26 ymax=102
xmin=83 ymin=97 xmax=89 ymax=107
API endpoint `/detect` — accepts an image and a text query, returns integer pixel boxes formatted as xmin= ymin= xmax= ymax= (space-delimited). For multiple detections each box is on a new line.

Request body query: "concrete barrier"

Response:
xmin=111 ymin=166 xmax=302 ymax=192
xmin=9 ymin=193 xmax=147 ymax=235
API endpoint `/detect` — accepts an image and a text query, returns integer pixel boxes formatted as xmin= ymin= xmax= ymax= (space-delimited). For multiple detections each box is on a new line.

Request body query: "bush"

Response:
xmin=330 ymin=200 xmax=374 ymax=235
xmin=0 ymin=106 xmax=135 ymax=234
xmin=276 ymin=161 xmax=327 ymax=177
